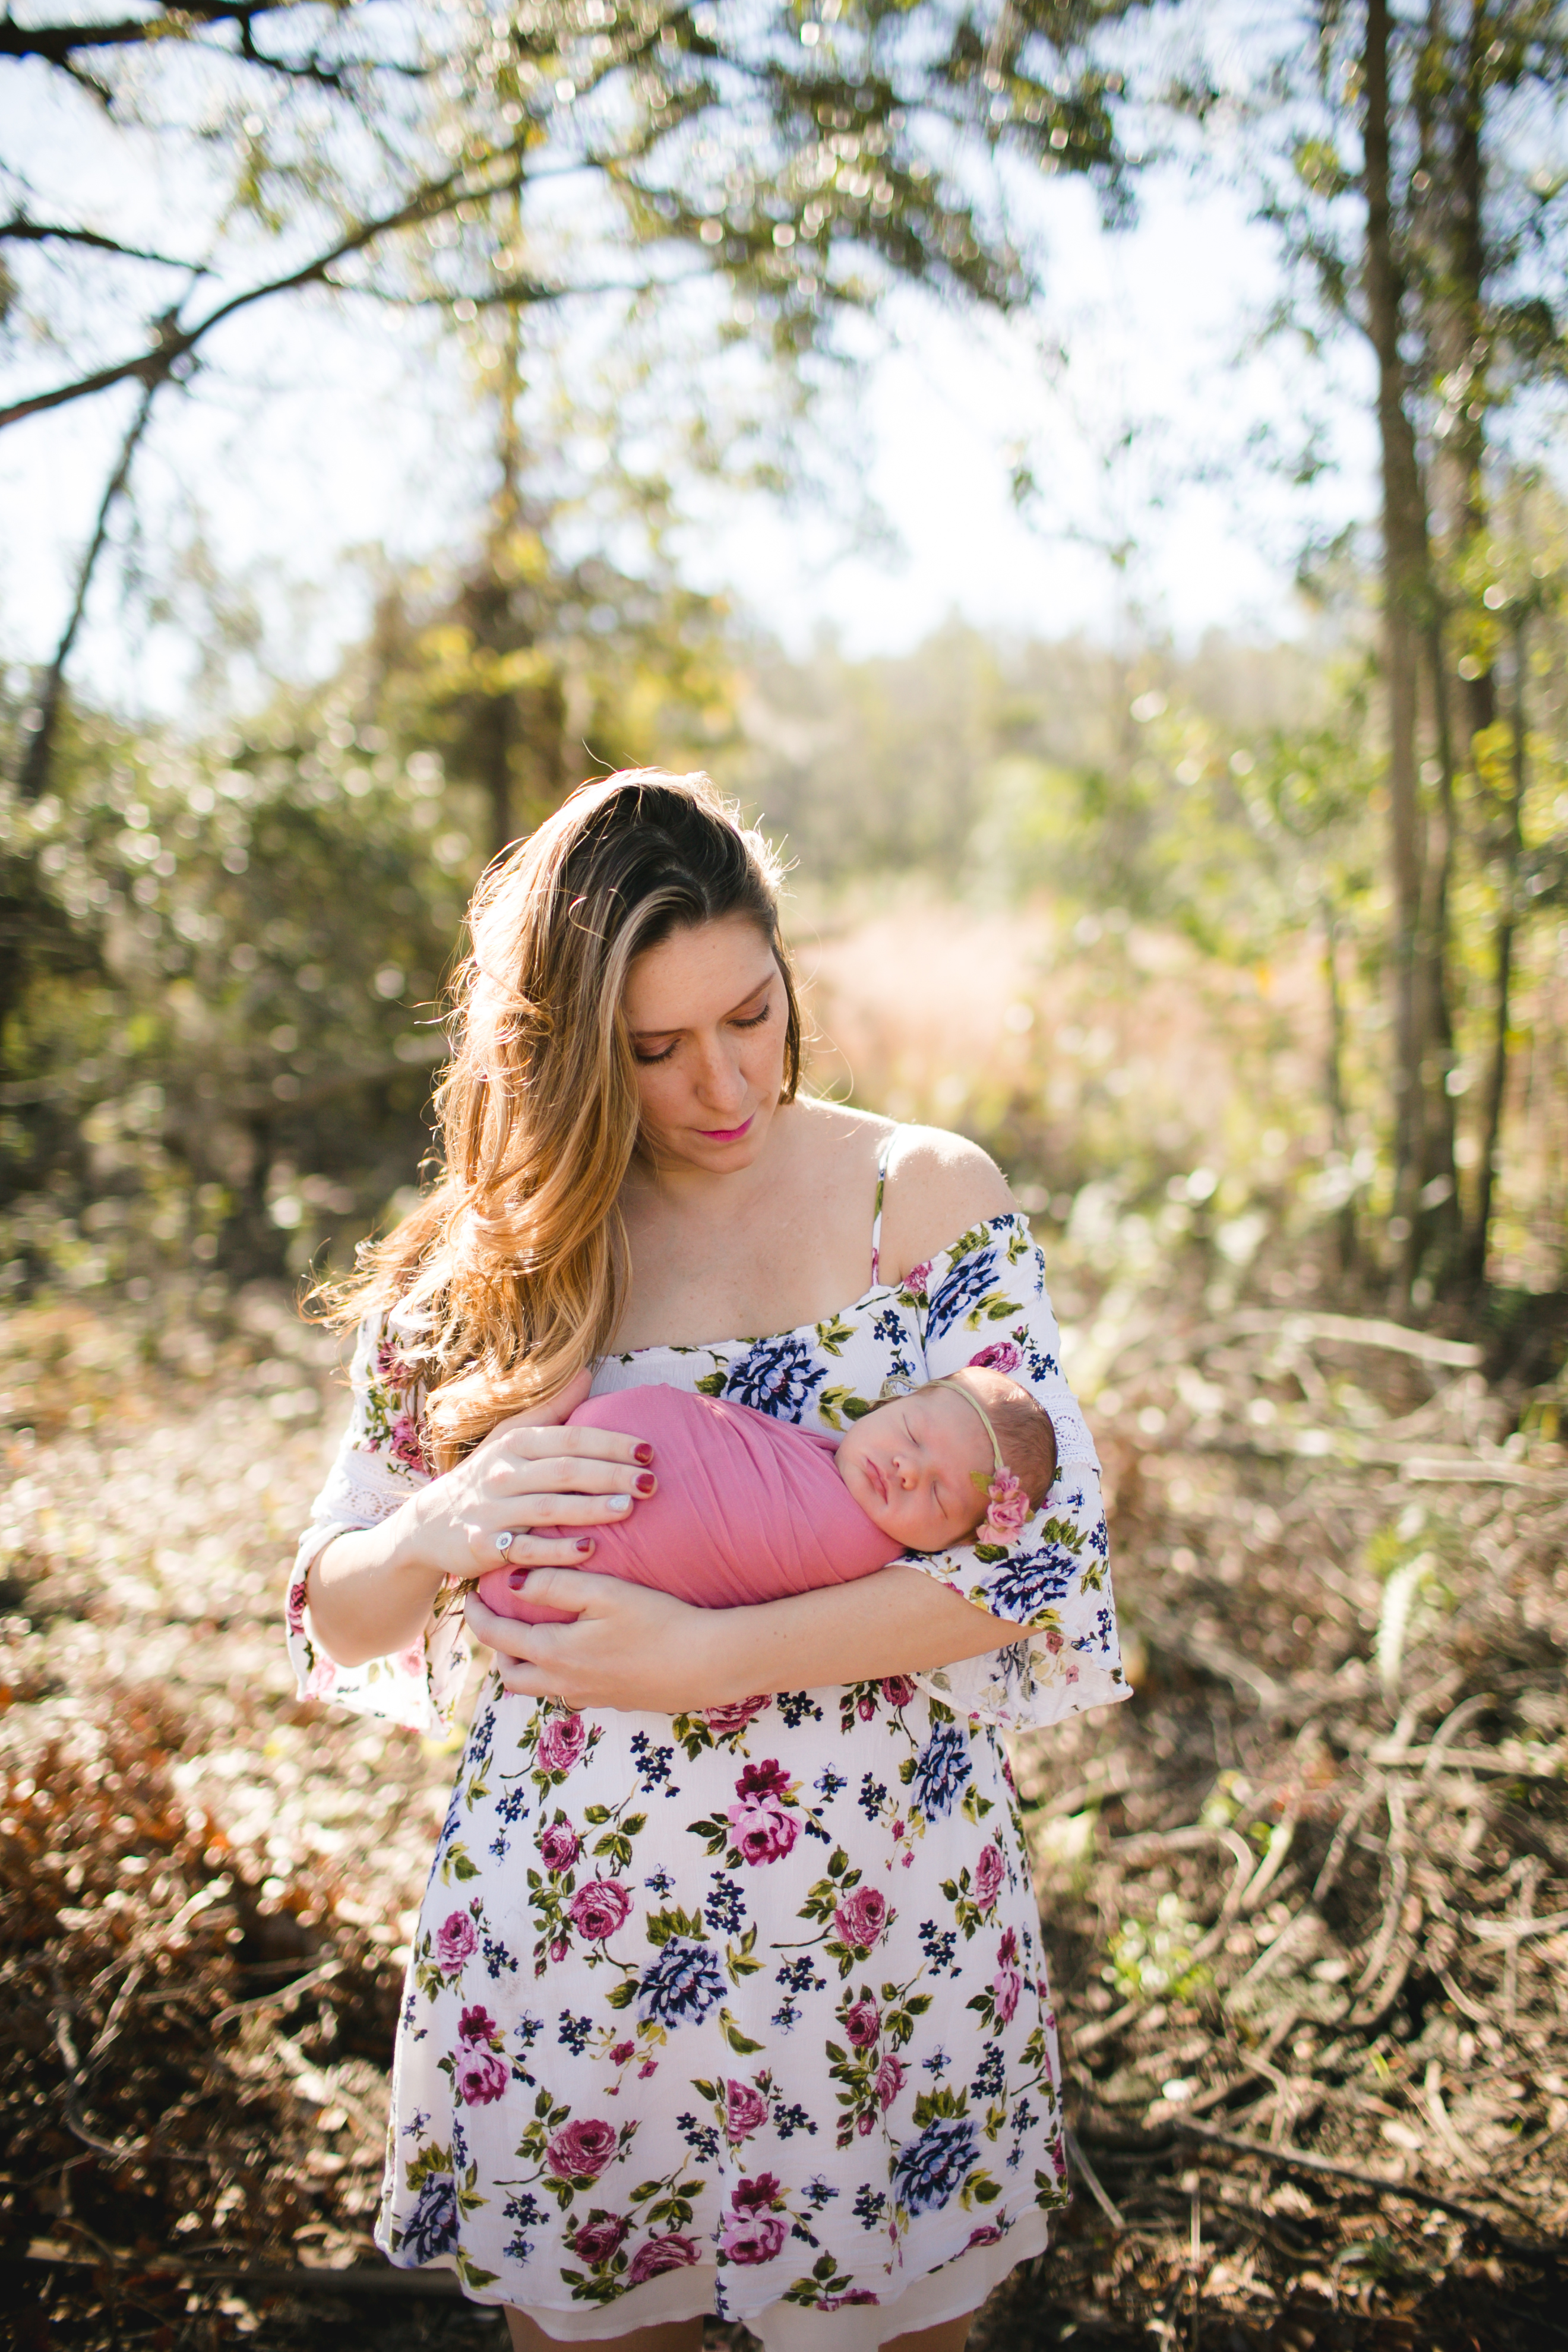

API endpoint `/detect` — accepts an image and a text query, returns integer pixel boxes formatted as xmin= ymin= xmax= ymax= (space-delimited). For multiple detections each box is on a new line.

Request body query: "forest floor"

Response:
xmin=2 ymin=1248 xmax=1567 ymax=2350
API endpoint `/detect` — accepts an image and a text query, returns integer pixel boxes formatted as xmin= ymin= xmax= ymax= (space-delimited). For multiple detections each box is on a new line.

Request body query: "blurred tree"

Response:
xmin=4 ymin=0 xmax=1147 ymax=798
xmin=1227 ymin=0 xmax=1568 ymax=1300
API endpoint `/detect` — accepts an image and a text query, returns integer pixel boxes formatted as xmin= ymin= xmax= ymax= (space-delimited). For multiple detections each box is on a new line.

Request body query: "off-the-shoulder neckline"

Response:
xmin=612 ymin=1209 xmax=1030 ymax=1365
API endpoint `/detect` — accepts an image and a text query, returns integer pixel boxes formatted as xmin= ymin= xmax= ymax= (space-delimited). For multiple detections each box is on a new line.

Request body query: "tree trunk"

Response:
xmin=1468 ymin=609 xmax=1527 ymax=1281
xmin=1364 ymin=0 xmax=1434 ymax=1301
xmin=17 ymin=378 xmax=157 ymax=800
xmin=1322 ymin=891 xmax=1358 ymax=1275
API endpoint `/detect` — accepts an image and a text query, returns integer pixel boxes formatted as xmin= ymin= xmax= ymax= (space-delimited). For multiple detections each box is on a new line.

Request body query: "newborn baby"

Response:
xmin=477 ymin=1364 xmax=1057 ymax=1627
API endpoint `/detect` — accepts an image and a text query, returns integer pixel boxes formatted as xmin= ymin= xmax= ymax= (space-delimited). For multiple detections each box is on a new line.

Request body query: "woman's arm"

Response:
xmin=307 ymin=1409 xmax=655 ymax=1669
xmin=466 ymin=1560 xmax=1011 ymax=1715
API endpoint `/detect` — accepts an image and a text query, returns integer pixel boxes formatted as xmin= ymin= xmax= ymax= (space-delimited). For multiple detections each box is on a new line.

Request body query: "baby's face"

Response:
xmin=834 ymin=1386 xmax=991 ymax=1553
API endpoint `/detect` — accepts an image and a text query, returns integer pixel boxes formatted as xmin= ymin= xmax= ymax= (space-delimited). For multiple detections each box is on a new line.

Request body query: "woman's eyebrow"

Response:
xmin=629 ymin=976 xmax=774 ymax=1041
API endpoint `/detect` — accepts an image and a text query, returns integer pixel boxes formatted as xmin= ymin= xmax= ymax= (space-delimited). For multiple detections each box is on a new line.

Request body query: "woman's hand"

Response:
xmin=305 ymin=1376 xmax=655 ymax=1671
xmin=467 ymin=1574 xmax=722 ymax=1715
xmin=469 ymin=1561 xmax=1013 ymax=1717
xmin=398 ymin=1379 xmax=653 ymax=1588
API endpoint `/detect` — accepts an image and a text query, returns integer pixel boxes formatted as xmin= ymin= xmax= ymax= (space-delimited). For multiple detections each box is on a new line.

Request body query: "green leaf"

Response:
xmin=606 ymin=1978 xmax=637 ymax=2010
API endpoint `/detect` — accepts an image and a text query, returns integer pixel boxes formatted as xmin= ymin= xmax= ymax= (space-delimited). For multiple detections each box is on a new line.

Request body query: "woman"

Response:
xmin=289 ymin=770 xmax=1126 ymax=2352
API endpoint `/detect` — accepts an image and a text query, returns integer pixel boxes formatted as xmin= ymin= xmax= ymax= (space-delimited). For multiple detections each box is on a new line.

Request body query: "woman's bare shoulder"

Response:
xmin=879 ymin=1125 xmax=1014 ymax=1282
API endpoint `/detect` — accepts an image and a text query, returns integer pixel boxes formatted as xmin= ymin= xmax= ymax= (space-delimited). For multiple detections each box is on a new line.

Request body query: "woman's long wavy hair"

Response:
xmin=319 ymin=769 xmax=802 ymax=1469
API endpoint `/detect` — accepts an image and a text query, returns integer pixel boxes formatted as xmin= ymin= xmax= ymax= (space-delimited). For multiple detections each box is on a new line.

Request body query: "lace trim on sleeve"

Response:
xmin=893 ymin=1212 xmax=1128 ymax=1733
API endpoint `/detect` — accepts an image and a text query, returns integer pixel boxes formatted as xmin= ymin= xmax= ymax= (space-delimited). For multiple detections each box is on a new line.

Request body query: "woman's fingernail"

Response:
xmin=609 ymin=1493 xmax=631 ymax=1511
xmin=509 ymin=1567 xmax=529 ymax=1588
xmin=635 ymin=1472 xmax=657 ymax=1497
xmin=576 ymin=1538 xmax=593 ymax=1555
xmin=634 ymin=1443 xmax=654 ymax=1466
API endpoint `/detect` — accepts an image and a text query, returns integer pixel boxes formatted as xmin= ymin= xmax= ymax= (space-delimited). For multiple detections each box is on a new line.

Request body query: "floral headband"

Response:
xmin=932 ymin=1377 xmax=1033 ymax=1545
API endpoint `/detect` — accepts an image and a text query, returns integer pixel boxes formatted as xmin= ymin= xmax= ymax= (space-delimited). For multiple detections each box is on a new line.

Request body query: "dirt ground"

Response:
xmin=2 ymin=1260 xmax=1566 ymax=2348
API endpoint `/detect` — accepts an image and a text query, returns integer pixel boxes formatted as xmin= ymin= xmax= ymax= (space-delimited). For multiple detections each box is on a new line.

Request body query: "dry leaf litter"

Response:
xmin=2 ymin=1266 xmax=1566 ymax=2348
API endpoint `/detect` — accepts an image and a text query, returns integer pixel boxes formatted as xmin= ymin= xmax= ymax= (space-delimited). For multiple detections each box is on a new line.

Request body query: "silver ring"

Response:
xmin=495 ymin=1531 xmax=516 ymax=1557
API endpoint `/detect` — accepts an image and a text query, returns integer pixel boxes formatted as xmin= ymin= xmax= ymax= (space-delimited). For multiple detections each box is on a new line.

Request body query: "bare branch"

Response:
xmin=0 ymin=153 xmax=540 ymax=433
xmin=0 ymin=3 xmax=326 ymax=67
xmin=1 ymin=213 xmax=208 ymax=271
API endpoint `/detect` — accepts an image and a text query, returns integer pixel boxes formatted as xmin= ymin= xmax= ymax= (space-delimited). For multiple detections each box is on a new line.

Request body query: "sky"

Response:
xmin=1 ymin=43 xmax=1379 ymax=713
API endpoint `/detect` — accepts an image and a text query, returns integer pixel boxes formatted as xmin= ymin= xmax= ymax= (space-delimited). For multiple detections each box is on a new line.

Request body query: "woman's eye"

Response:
xmin=733 ymin=1001 xmax=772 ymax=1030
xmin=634 ymin=1041 xmax=678 ymax=1065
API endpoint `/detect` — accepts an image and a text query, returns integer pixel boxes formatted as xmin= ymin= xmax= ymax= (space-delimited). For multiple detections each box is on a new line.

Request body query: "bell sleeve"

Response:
xmin=898 ymin=1212 xmax=1130 ymax=1730
xmin=284 ymin=1312 xmax=469 ymax=1735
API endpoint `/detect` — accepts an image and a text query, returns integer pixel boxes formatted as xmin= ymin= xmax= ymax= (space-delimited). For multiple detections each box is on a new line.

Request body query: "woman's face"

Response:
xmin=624 ymin=913 xmax=789 ymax=1174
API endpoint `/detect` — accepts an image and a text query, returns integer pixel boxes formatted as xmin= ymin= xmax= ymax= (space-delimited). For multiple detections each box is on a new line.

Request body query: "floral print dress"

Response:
xmin=287 ymin=1141 xmax=1127 ymax=2345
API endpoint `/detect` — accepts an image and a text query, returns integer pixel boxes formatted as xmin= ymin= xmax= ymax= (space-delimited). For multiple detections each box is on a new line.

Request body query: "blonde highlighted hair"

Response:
xmin=320 ymin=769 xmax=802 ymax=1466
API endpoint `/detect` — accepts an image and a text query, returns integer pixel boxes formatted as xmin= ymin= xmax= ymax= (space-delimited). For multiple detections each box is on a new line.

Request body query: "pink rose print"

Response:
xmin=968 ymin=1341 xmax=1021 ymax=1376
xmin=457 ymin=2005 xmax=496 ymax=2046
xmin=728 ymin=1760 xmax=798 ymax=1867
xmin=573 ymin=2214 xmax=630 ymax=2266
xmin=844 ymin=1999 xmax=881 ymax=2050
xmin=435 ymin=1911 xmax=478 ymax=1972
xmin=626 ymin=2234 xmax=701 ymax=2284
xmin=701 ymin=1694 xmax=770 ymax=1737
xmin=538 ymin=1711 xmax=588 ymax=1775
xmin=856 ymin=2109 xmax=875 ymax=2136
xmin=388 ymin=1411 xmax=426 ymax=1474
xmin=545 ymin=2117 xmax=619 ymax=2181
xmin=609 ymin=2041 xmax=634 ymax=2066
xmin=904 ymin=1259 xmax=933 ymax=1295
xmin=568 ymin=1879 xmax=634 ymax=1941
xmin=993 ymin=1927 xmax=1023 ymax=2026
xmin=730 ymin=1800 xmax=799 ymax=1866
xmin=286 ymin=1576 xmax=307 ymax=1636
xmin=722 ymin=2209 xmax=788 ymax=2265
xmin=455 ymin=2047 xmax=509 ymax=2104
xmin=965 ymin=2224 xmax=1004 ymax=2249
xmin=833 ymin=1885 xmax=890 ymax=1952
xmin=875 ymin=2053 xmax=906 ymax=2110
xmin=880 ymin=1676 xmax=916 ymax=1707
xmin=549 ymin=1935 xmax=568 ymax=1965
xmin=725 ymin=2080 xmax=770 ymax=2142
xmin=538 ymin=1823 xmax=581 ymax=1874
xmin=973 ymin=1845 xmax=1005 ymax=1907
xmin=304 ymin=1657 xmax=339 ymax=1699
xmin=721 ymin=2174 xmax=787 ymax=2265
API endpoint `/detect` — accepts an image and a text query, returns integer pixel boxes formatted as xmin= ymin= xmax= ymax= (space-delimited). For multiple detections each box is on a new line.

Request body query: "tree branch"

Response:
xmin=1 ymin=213 xmax=208 ymax=270
xmin=0 ymin=153 xmax=538 ymax=432
xmin=0 ymin=3 xmax=324 ymax=66
xmin=15 ymin=373 xmax=160 ymax=801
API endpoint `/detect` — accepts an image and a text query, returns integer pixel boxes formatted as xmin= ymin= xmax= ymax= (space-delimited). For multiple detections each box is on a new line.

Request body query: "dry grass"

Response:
xmin=4 ymin=897 xmax=1567 ymax=2345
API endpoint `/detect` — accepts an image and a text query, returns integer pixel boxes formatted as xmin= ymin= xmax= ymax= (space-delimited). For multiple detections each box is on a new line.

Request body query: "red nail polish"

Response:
xmin=635 ymin=1443 xmax=654 ymax=1466
xmin=508 ymin=1568 xmax=528 ymax=1589
xmin=577 ymin=1537 xmax=594 ymax=1554
xmin=636 ymin=1472 xmax=656 ymax=1496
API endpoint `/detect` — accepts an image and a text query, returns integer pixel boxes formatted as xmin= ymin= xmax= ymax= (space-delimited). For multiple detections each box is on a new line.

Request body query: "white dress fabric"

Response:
xmin=287 ymin=1140 xmax=1127 ymax=2341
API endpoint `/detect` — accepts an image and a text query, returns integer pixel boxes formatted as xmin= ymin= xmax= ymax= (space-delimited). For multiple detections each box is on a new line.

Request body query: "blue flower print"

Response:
xmin=909 ymin=1722 xmax=971 ymax=1820
xmin=637 ymin=1937 xmax=726 ymax=2028
xmin=723 ymin=1334 xmax=828 ymax=1420
xmin=893 ymin=2116 xmax=979 ymax=2214
xmin=980 ymin=1544 xmax=1081 ymax=1621
xmin=924 ymin=1251 xmax=1000 ymax=1342
xmin=403 ymin=2169 xmax=459 ymax=2262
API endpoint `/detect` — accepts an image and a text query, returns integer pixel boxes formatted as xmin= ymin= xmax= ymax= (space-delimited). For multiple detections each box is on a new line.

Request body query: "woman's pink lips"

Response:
xmin=698 ymin=1114 xmax=754 ymax=1142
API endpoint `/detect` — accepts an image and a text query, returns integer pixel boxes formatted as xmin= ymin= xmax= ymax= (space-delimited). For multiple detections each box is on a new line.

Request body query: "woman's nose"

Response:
xmin=694 ymin=1041 xmax=747 ymax=1107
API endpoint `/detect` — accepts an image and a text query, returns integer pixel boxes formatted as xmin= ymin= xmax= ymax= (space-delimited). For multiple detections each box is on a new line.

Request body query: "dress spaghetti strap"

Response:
xmin=869 ymin=1126 xmax=898 ymax=1286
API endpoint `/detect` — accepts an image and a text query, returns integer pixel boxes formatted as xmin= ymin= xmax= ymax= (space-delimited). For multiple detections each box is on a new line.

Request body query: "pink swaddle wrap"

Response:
xmin=476 ymin=1384 xmax=901 ymax=1624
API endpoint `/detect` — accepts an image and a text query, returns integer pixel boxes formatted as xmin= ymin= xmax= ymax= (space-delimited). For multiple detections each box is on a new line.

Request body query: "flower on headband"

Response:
xmin=978 ymin=1468 xmax=1031 ymax=1545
